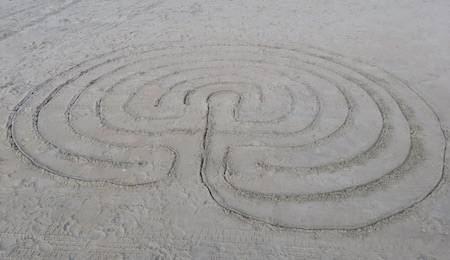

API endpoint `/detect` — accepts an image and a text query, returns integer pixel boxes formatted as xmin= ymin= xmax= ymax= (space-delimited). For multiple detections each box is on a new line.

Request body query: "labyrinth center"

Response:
xmin=8 ymin=43 xmax=445 ymax=230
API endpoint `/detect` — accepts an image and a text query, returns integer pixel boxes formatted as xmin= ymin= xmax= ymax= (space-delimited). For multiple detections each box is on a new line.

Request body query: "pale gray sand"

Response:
xmin=0 ymin=1 xmax=449 ymax=259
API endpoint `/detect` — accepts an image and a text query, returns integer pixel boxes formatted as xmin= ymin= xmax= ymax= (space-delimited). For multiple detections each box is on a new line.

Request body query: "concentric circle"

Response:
xmin=7 ymin=42 xmax=446 ymax=230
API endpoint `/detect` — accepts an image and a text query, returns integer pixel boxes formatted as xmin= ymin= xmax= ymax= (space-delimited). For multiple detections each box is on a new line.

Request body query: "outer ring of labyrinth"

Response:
xmin=7 ymin=42 xmax=446 ymax=230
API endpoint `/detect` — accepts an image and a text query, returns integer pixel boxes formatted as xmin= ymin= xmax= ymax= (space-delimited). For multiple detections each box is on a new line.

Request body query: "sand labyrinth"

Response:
xmin=7 ymin=43 xmax=445 ymax=230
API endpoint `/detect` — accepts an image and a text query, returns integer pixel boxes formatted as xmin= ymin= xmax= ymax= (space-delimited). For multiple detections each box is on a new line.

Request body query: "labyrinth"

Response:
xmin=7 ymin=42 xmax=446 ymax=230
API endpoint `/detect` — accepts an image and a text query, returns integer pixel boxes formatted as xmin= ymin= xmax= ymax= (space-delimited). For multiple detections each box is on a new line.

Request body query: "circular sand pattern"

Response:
xmin=7 ymin=43 xmax=445 ymax=230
